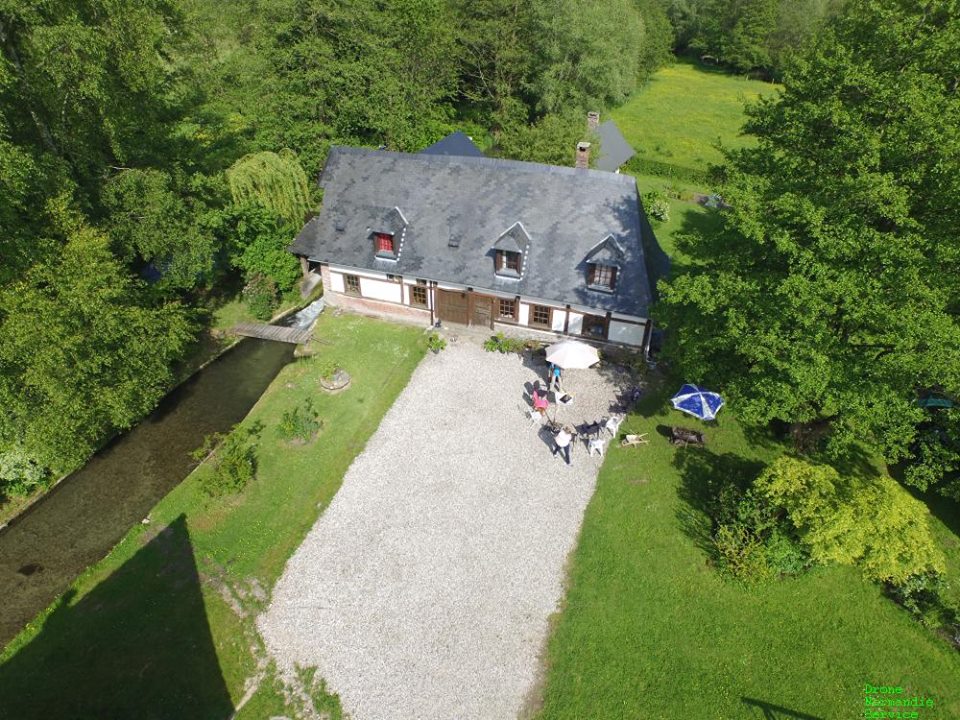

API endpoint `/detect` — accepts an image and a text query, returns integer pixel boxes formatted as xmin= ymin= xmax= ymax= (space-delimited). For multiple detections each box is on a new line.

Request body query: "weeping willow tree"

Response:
xmin=226 ymin=149 xmax=312 ymax=223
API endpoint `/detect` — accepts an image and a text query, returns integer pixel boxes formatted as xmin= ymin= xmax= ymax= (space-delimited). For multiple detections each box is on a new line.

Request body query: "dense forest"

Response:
xmin=666 ymin=0 xmax=846 ymax=76
xmin=1 ymin=0 xmax=956 ymax=511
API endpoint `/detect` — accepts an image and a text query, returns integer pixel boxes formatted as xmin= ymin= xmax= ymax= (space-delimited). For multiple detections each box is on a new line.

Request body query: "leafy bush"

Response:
xmin=643 ymin=190 xmax=670 ymax=222
xmin=755 ymin=457 xmax=946 ymax=584
xmin=904 ymin=408 xmax=960 ymax=501
xmin=426 ymin=333 xmax=447 ymax=353
xmin=277 ymin=399 xmax=323 ymax=443
xmin=242 ymin=273 xmax=279 ymax=320
xmin=0 ymin=449 xmax=52 ymax=497
xmin=625 ymin=156 xmax=709 ymax=184
xmin=709 ymin=483 xmax=808 ymax=582
xmin=192 ymin=425 xmax=258 ymax=496
xmin=713 ymin=523 xmax=774 ymax=584
xmin=483 ymin=332 xmax=526 ymax=354
xmin=890 ymin=573 xmax=960 ymax=646
xmin=315 ymin=359 xmax=342 ymax=381
xmin=764 ymin=528 xmax=809 ymax=576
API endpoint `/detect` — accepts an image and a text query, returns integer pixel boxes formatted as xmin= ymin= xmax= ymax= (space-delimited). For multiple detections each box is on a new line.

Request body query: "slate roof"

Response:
xmin=595 ymin=120 xmax=635 ymax=172
xmin=419 ymin=131 xmax=485 ymax=158
xmin=291 ymin=147 xmax=652 ymax=317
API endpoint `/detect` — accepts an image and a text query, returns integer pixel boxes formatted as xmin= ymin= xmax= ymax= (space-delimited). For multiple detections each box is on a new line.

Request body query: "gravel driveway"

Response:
xmin=258 ymin=340 xmax=627 ymax=719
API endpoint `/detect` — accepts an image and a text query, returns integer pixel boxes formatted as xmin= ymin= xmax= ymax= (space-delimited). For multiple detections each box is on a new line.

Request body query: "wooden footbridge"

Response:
xmin=232 ymin=322 xmax=313 ymax=344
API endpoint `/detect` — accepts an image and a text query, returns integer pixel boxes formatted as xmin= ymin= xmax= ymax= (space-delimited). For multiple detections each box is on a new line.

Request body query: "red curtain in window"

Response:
xmin=376 ymin=233 xmax=394 ymax=253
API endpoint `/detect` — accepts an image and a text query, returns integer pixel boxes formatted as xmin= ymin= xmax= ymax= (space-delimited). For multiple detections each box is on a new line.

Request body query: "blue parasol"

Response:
xmin=671 ymin=384 xmax=724 ymax=421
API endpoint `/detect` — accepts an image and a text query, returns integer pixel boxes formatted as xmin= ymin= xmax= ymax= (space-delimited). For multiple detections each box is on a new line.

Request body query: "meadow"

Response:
xmin=610 ymin=58 xmax=779 ymax=174
xmin=535 ymin=59 xmax=960 ymax=718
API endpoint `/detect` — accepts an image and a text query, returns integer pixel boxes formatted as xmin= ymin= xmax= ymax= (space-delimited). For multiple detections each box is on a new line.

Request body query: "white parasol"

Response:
xmin=544 ymin=340 xmax=600 ymax=369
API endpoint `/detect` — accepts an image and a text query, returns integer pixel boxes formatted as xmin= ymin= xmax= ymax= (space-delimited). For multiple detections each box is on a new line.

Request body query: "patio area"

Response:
xmin=258 ymin=340 xmax=630 ymax=719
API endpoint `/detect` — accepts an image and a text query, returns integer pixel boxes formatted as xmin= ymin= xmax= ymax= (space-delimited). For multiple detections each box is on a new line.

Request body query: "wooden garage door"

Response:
xmin=471 ymin=295 xmax=493 ymax=329
xmin=437 ymin=289 xmax=470 ymax=326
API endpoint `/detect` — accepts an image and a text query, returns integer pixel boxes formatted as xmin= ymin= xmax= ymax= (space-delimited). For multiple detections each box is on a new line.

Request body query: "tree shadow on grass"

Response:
xmin=673 ymin=447 xmax=766 ymax=557
xmin=741 ymin=697 xmax=823 ymax=719
xmin=0 ymin=514 xmax=233 ymax=719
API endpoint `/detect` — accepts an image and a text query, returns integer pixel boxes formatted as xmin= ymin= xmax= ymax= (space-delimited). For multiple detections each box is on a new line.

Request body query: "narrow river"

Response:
xmin=0 ymin=326 xmax=300 ymax=647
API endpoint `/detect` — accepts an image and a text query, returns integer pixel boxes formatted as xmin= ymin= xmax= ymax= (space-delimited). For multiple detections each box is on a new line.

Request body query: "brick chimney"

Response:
xmin=587 ymin=111 xmax=600 ymax=131
xmin=575 ymin=141 xmax=591 ymax=169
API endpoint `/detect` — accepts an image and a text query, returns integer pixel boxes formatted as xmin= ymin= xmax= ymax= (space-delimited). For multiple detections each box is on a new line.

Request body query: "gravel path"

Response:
xmin=258 ymin=340 xmax=627 ymax=720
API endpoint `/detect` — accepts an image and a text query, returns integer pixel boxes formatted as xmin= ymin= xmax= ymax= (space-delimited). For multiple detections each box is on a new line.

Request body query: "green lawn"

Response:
xmin=550 ymin=58 xmax=960 ymax=718
xmin=0 ymin=315 xmax=426 ymax=719
xmin=609 ymin=58 xmax=779 ymax=174
xmin=535 ymin=378 xmax=960 ymax=719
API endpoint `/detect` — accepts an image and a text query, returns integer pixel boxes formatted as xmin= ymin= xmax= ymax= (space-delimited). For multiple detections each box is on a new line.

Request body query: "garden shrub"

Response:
xmin=889 ymin=573 xmax=960 ymax=647
xmin=427 ymin=333 xmax=447 ymax=353
xmin=764 ymin=528 xmax=809 ymax=576
xmin=277 ymin=399 xmax=322 ymax=443
xmin=643 ymin=190 xmax=670 ymax=222
xmin=625 ymin=156 xmax=709 ymax=185
xmin=315 ymin=359 xmax=342 ymax=380
xmin=483 ymin=332 xmax=526 ymax=354
xmin=192 ymin=425 xmax=258 ymax=496
xmin=0 ymin=449 xmax=51 ymax=497
xmin=714 ymin=523 xmax=775 ymax=584
xmin=243 ymin=273 xmax=279 ymax=320
xmin=755 ymin=457 xmax=946 ymax=584
xmin=709 ymin=482 xmax=808 ymax=582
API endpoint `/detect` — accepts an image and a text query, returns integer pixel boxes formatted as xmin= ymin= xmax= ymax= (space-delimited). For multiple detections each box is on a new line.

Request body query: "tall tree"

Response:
xmin=694 ymin=0 xmax=778 ymax=72
xmin=529 ymin=0 xmax=647 ymax=114
xmin=0 ymin=0 xmax=191 ymax=200
xmin=449 ymin=0 xmax=537 ymax=129
xmin=0 ymin=219 xmax=195 ymax=473
xmin=103 ymin=169 xmax=219 ymax=292
xmin=656 ymin=0 xmax=960 ymax=488
xmin=226 ymin=150 xmax=312 ymax=224
xmin=262 ymin=0 xmax=460 ymax=169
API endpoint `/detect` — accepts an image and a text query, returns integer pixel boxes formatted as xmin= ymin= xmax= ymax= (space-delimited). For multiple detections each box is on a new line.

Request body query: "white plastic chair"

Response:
xmin=521 ymin=403 xmax=543 ymax=426
xmin=588 ymin=438 xmax=606 ymax=457
xmin=604 ymin=414 xmax=624 ymax=437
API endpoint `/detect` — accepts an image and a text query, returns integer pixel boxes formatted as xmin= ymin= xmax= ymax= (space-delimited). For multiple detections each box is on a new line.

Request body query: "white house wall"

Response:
xmin=323 ymin=263 xmax=648 ymax=348
xmin=359 ymin=276 xmax=402 ymax=303
xmin=550 ymin=310 xmax=565 ymax=333
xmin=517 ymin=303 xmax=530 ymax=325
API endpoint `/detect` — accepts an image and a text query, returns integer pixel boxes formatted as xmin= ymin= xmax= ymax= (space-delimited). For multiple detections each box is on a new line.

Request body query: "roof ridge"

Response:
xmin=327 ymin=145 xmax=637 ymax=187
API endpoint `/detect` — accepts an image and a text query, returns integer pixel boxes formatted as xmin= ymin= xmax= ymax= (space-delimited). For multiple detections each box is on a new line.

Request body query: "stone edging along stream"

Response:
xmin=0 ymin=298 xmax=318 ymax=533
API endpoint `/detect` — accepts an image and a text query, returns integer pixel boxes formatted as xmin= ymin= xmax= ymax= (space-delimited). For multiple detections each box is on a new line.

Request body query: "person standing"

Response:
xmin=550 ymin=364 xmax=563 ymax=393
xmin=553 ymin=425 xmax=573 ymax=465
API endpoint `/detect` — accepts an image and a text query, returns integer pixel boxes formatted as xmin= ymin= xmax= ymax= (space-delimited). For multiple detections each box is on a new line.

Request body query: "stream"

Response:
xmin=0 ymin=303 xmax=323 ymax=648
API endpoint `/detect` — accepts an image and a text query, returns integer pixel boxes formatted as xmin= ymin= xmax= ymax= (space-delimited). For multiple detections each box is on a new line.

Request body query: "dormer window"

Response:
xmin=368 ymin=206 xmax=407 ymax=261
xmin=583 ymin=234 xmax=625 ymax=293
xmin=375 ymin=232 xmax=395 ymax=256
xmin=496 ymin=250 xmax=522 ymax=276
xmin=493 ymin=222 xmax=531 ymax=279
xmin=588 ymin=263 xmax=617 ymax=291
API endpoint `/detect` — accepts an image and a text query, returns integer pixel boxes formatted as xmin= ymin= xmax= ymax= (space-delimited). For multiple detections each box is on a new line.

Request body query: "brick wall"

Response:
xmin=320 ymin=264 xmax=333 ymax=294
xmin=332 ymin=292 xmax=432 ymax=326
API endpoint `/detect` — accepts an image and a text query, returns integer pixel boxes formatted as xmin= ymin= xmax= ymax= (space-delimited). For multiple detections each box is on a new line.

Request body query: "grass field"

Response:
xmin=536 ymin=377 xmax=960 ymax=719
xmin=610 ymin=58 xmax=779 ymax=174
xmin=535 ymin=59 xmax=960 ymax=719
xmin=0 ymin=315 xmax=426 ymax=719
